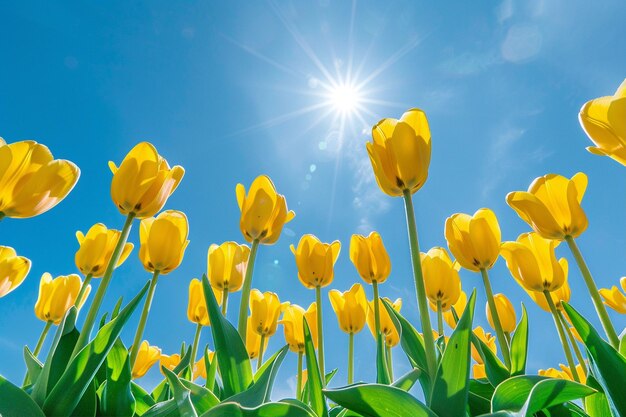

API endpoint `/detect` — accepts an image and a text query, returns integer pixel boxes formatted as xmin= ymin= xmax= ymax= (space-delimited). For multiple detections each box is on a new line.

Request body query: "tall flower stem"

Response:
xmin=238 ymin=239 xmax=259 ymax=342
xmin=558 ymin=310 xmax=587 ymax=374
xmin=257 ymin=335 xmax=266 ymax=371
xmin=565 ymin=236 xmax=619 ymax=347
xmin=480 ymin=268 xmax=511 ymax=369
xmin=315 ymin=285 xmax=325 ymax=383
xmin=348 ymin=332 xmax=354 ymax=384
xmin=190 ymin=323 xmax=202 ymax=365
xmin=129 ymin=270 xmax=160 ymax=367
xmin=296 ymin=352 xmax=303 ymax=400
xmin=221 ymin=289 xmax=229 ymax=316
xmin=402 ymin=190 xmax=437 ymax=379
xmin=24 ymin=321 xmax=52 ymax=386
xmin=544 ymin=291 xmax=579 ymax=382
xmin=372 ymin=281 xmax=381 ymax=339
xmin=75 ymin=274 xmax=93 ymax=307
xmin=72 ymin=213 xmax=135 ymax=359
xmin=436 ymin=300 xmax=444 ymax=338
xmin=385 ymin=345 xmax=394 ymax=381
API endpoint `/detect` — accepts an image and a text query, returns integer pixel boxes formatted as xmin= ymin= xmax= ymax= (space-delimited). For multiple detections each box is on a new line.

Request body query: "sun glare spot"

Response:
xmin=328 ymin=84 xmax=361 ymax=114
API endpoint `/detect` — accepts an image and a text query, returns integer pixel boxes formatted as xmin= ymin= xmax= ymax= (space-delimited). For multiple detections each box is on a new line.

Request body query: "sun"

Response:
xmin=328 ymin=83 xmax=362 ymax=114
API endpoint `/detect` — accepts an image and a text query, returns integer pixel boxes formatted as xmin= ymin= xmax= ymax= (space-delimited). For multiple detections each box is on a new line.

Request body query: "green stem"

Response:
xmin=372 ymin=280 xmax=381 ymax=340
xmin=24 ymin=321 xmax=52 ymax=386
xmin=221 ymin=288 xmax=229 ymax=316
xmin=238 ymin=239 xmax=259 ymax=342
xmin=436 ymin=300 xmax=444 ymax=339
xmin=558 ymin=310 xmax=587 ymax=374
xmin=348 ymin=332 xmax=354 ymax=384
xmin=504 ymin=332 xmax=512 ymax=346
xmin=71 ymin=213 xmax=135 ymax=359
xmin=190 ymin=323 xmax=202 ymax=365
xmin=257 ymin=334 xmax=266 ymax=371
xmin=565 ymin=236 xmax=619 ymax=347
xmin=296 ymin=352 xmax=303 ymax=400
xmin=385 ymin=345 xmax=394 ymax=381
xmin=129 ymin=271 xmax=160 ymax=367
xmin=75 ymin=274 xmax=93 ymax=308
xmin=545 ymin=291 xmax=579 ymax=382
xmin=316 ymin=285 xmax=325 ymax=383
xmin=481 ymin=268 xmax=511 ymax=369
xmin=402 ymin=190 xmax=437 ymax=380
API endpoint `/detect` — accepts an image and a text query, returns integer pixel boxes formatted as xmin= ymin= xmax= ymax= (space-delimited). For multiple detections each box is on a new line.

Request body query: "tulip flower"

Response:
xmin=159 ymin=353 xmax=181 ymax=374
xmin=445 ymin=208 xmax=510 ymax=368
xmin=131 ymin=341 xmax=161 ymax=379
xmin=129 ymin=210 xmax=190 ymax=368
xmin=367 ymin=297 xmax=401 ymax=380
xmin=235 ymin=175 xmax=295 ymax=341
xmin=0 ymin=246 xmax=31 ymax=298
xmin=444 ymin=290 xmax=467 ymax=329
xmin=291 ymin=234 xmax=340 ymax=380
xmin=599 ymin=277 xmax=626 ymax=314
xmin=329 ymin=284 xmax=368 ymax=384
xmin=246 ymin=316 xmax=269 ymax=359
xmin=486 ymin=294 xmax=517 ymax=335
xmin=539 ymin=364 xmax=586 ymax=384
xmin=249 ymin=289 xmax=286 ymax=369
xmin=473 ymin=364 xmax=487 ymax=380
xmin=579 ymin=79 xmax=626 ymax=166
xmin=280 ymin=303 xmax=317 ymax=400
xmin=528 ymin=277 xmax=571 ymax=313
xmin=208 ymin=241 xmax=250 ymax=314
xmin=471 ymin=326 xmax=497 ymax=365
xmin=0 ymin=139 xmax=80 ymax=219
xmin=422 ymin=247 xmax=462 ymax=338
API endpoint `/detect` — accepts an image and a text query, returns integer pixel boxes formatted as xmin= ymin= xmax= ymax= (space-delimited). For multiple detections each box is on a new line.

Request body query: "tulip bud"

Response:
xmin=421 ymin=247 xmax=462 ymax=310
xmin=349 ymin=232 xmax=391 ymax=284
xmin=236 ymin=175 xmax=295 ymax=244
xmin=139 ymin=210 xmax=189 ymax=274
xmin=131 ymin=341 xmax=161 ymax=379
xmin=0 ymin=246 xmax=31 ymax=298
xmin=506 ymin=173 xmax=588 ymax=240
xmin=249 ymin=289 xmax=286 ymax=337
xmin=486 ymin=294 xmax=517 ymax=334
xmin=207 ymin=242 xmax=250 ymax=292
xmin=445 ymin=208 xmax=501 ymax=272
xmin=109 ymin=142 xmax=184 ymax=219
xmin=75 ymin=223 xmax=134 ymax=277
xmin=0 ymin=140 xmax=80 ymax=218
xmin=188 ymin=278 xmax=219 ymax=326
xmin=366 ymin=108 xmax=431 ymax=197
xmin=366 ymin=297 xmax=401 ymax=347
xmin=328 ymin=284 xmax=368 ymax=334
xmin=291 ymin=234 xmax=341 ymax=289
xmin=280 ymin=303 xmax=318 ymax=353
xmin=34 ymin=273 xmax=89 ymax=324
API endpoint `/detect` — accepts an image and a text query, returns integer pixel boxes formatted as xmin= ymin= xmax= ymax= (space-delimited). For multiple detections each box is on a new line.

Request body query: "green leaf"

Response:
xmin=375 ymin=331 xmax=390 ymax=385
xmin=151 ymin=378 xmax=170 ymax=402
xmin=172 ymin=345 xmax=193 ymax=376
xmin=200 ymin=401 xmax=317 ymax=417
xmin=132 ymin=382 xmax=156 ymax=416
xmin=619 ymin=328 xmax=626 ymax=357
xmin=0 ymin=374 xmax=45 ymax=417
xmin=491 ymin=375 xmax=545 ymax=412
xmin=392 ymin=368 xmax=421 ymax=391
xmin=510 ymin=304 xmax=528 ymax=377
xmin=227 ymin=345 xmax=289 ymax=407
xmin=303 ymin=317 xmax=328 ymax=417
xmin=42 ymin=281 xmax=149 ymax=417
xmin=563 ymin=302 xmax=626 ymax=417
xmin=162 ymin=366 xmax=198 ymax=417
xmin=204 ymin=346 xmax=218 ymax=393
xmin=429 ymin=289 xmax=476 ymax=417
xmin=143 ymin=398 xmax=178 ymax=417
xmin=70 ymin=380 xmax=96 ymax=417
xmin=472 ymin=330 xmax=510 ymax=386
xmin=469 ymin=379 xmax=494 ymax=416
xmin=101 ymin=338 xmax=136 ymax=416
xmin=202 ymin=274 xmax=253 ymax=396
xmin=180 ymin=379 xmax=220 ymax=415
xmin=23 ymin=346 xmax=43 ymax=385
xmin=323 ymin=383 xmax=437 ymax=417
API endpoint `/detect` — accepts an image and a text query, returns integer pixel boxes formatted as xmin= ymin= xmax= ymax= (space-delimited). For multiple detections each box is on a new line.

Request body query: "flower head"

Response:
xmin=349 ymin=232 xmax=391 ymax=284
xmin=131 ymin=341 xmax=161 ymax=379
xmin=487 ymin=293 xmax=517 ymax=334
xmin=280 ymin=303 xmax=318 ymax=353
xmin=328 ymin=283 xmax=368 ymax=334
xmin=445 ymin=208 xmax=501 ymax=272
xmin=0 ymin=246 xmax=31 ymax=298
xmin=366 ymin=297 xmax=402 ymax=347
xmin=75 ymin=223 xmax=134 ymax=277
xmin=34 ymin=273 xmax=89 ymax=324
xmin=249 ymin=289 xmax=287 ymax=337
xmin=471 ymin=326 xmax=497 ymax=364
xmin=421 ymin=247 xmax=462 ymax=310
xmin=246 ymin=316 xmax=270 ymax=358
xmin=207 ymin=242 xmax=250 ymax=292
xmin=291 ymin=235 xmax=341 ymax=289
xmin=599 ymin=277 xmax=626 ymax=314
xmin=139 ymin=210 xmax=189 ymax=274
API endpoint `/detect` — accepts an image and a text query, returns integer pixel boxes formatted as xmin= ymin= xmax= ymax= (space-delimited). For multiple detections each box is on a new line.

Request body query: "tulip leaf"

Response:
xmin=619 ymin=328 xmax=626 ymax=357
xmin=376 ymin=331 xmax=390 ymax=385
xmin=70 ymin=380 xmax=96 ymax=417
xmin=42 ymin=281 xmax=149 ymax=417
xmin=472 ymin=331 xmax=510 ymax=386
xmin=151 ymin=378 xmax=170 ymax=402
xmin=162 ymin=366 xmax=198 ymax=417
xmin=563 ymin=302 xmax=626 ymax=416
xmin=323 ymin=383 xmax=437 ymax=417
xmin=429 ymin=289 xmax=476 ymax=417
xmin=101 ymin=338 xmax=136 ymax=417
xmin=180 ymin=379 xmax=220 ymax=415
xmin=23 ymin=346 xmax=43 ymax=384
xmin=468 ymin=379 xmax=493 ymax=416
xmin=201 ymin=274 xmax=253 ymax=397
xmin=303 ymin=317 xmax=329 ymax=417
xmin=509 ymin=304 xmax=528 ymax=377
xmin=143 ymin=398 xmax=178 ymax=417
xmin=0 ymin=374 xmax=45 ymax=417
xmin=173 ymin=345 xmax=193 ymax=377
xmin=199 ymin=400 xmax=317 ymax=417
xmin=204 ymin=346 xmax=218 ymax=393
xmin=302 ymin=369 xmax=338 ymax=404
xmin=227 ymin=345 xmax=289 ymax=407
xmin=392 ymin=368 xmax=421 ymax=391
xmin=131 ymin=382 xmax=156 ymax=416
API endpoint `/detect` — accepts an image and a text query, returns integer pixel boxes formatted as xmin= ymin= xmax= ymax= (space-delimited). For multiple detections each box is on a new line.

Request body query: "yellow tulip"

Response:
xmin=249 ymin=289 xmax=286 ymax=337
xmin=246 ymin=316 xmax=270 ymax=358
xmin=445 ymin=208 xmax=501 ymax=272
xmin=159 ymin=353 xmax=181 ymax=374
xmin=501 ymin=232 xmax=567 ymax=293
xmin=291 ymin=234 xmax=341 ymax=289
xmin=109 ymin=142 xmax=184 ymax=219
xmin=528 ymin=276 xmax=571 ymax=312
xmin=75 ymin=223 xmax=134 ymax=278
xmin=0 ymin=139 xmax=80 ymax=218
xmin=207 ymin=242 xmax=250 ymax=292
xmin=366 ymin=108 xmax=431 ymax=197
xmin=444 ymin=290 xmax=467 ymax=329
xmin=471 ymin=326 xmax=497 ymax=364
xmin=280 ymin=303 xmax=318 ymax=353
xmin=473 ymin=364 xmax=487 ymax=379
xmin=579 ymin=79 xmax=626 ymax=166
xmin=366 ymin=297 xmax=402 ymax=347
xmin=328 ymin=284 xmax=368 ymax=334
xmin=131 ymin=341 xmax=161 ymax=379
xmin=349 ymin=232 xmax=391 ymax=284
xmin=236 ymin=175 xmax=295 ymax=244
xmin=139 ymin=210 xmax=189 ymax=274
xmin=187 ymin=278 xmax=221 ymax=326
xmin=421 ymin=247 xmax=461 ymax=310
xmin=539 ymin=364 xmax=586 ymax=384
xmin=0 ymin=246 xmax=31 ymax=298
xmin=599 ymin=277 xmax=626 ymax=314
xmin=487 ymin=294 xmax=517 ymax=334
xmin=192 ymin=351 xmax=215 ymax=380
xmin=506 ymin=173 xmax=588 ymax=240
xmin=34 ymin=273 xmax=90 ymax=324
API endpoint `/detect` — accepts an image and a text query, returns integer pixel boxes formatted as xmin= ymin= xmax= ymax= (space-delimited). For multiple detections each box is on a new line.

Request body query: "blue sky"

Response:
xmin=0 ymin=0 xmax=624 ymax=398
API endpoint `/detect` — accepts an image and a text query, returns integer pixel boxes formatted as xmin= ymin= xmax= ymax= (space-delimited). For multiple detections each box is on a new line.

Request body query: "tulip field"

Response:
xmin=0 ymin=77 xmax=624 ymax=417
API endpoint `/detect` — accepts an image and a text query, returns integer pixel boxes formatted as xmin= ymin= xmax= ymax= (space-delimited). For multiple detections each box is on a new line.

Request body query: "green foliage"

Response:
xmin=304 ymin=317 xmax=329 ymax=417
xmin=509 ymin=305 xmax=529 ymax=376
xmin=0 ymin=375 xmax=45 ymax=417
xmin=101 ymin=338 xmax=135 ymax=416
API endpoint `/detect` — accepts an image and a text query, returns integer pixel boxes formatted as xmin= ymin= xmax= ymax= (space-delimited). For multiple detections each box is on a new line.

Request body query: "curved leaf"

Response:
xmin=131 ymin=382 xmax=156 ymax=416
xmin=23 ymin=346 xmax=43 ymax=385
xmin=180 ymin=379 xmax=220 ymax=415
xmin=509 ymin=304 xmax=528 ymax=377
xmin=101 ymin=338 xmax=135 ymax=417
xmin=392 ymin=368 xmax=421 ymax=392
xmin=303 ymin=318 xmax=328 ymax=417
xmin=0 ymin=375 xmax=45 ymax=417
xmin=376 ymin=331 xmax=390 ymax=384
xmin=200 ymin=401 xmax=317 ymax=417
xmin=163 ymin=366 xmax=198 ymax=417
xmin=472 ymin=331 xmax=510 ymax=386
